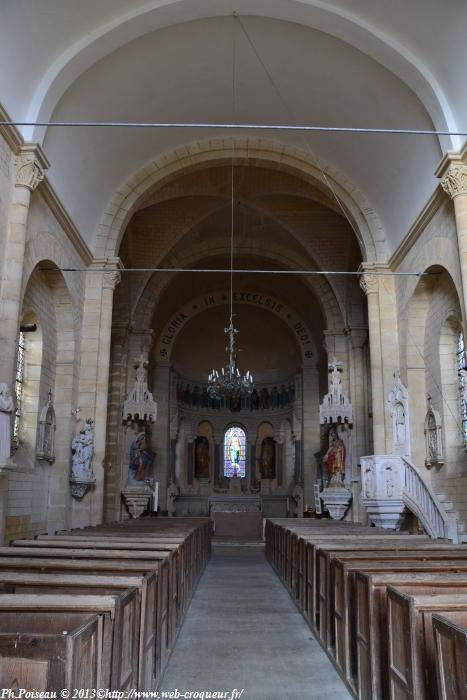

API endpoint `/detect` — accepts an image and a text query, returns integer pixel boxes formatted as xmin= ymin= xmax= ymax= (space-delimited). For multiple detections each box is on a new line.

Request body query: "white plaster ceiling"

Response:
xmin=2 ymin=1 xmax=465 ymax=256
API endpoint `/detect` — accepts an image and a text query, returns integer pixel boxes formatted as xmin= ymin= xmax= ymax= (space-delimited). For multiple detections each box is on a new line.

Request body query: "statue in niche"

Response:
xmin=194 ymin=436 xmax=210 ymax=479
xmin=37 ymin=390 xmax=56 ymax=463
xmin=395 ymin=403 xmax=406 ymax=446
xmin=128 ymin=432 xmax=154 ymax=486
xmin=70 ymin=418 xmax=95 ymax=498
xmin=324 ymin=426 xmax=346 ymax=485
xmin=0 ymin=384 xmax=15 ymax=466
xmin=258 ymin=437 xmax=276 ymax=479
xmin=424 ymin=396 xmax=443 ymax=468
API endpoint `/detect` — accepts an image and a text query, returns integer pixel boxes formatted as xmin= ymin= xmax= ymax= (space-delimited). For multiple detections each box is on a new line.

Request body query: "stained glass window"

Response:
xmin=457 ymin=330 xmax=467 ymax=446
xmin=12 ymin=331 xmax=25 ymax=446
xmin=224 ymin=426 xmax=246 ymax=478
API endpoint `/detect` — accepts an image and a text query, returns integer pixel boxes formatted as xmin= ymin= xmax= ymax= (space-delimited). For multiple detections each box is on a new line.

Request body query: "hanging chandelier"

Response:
xmin=207 ymin=158 xmax=254 ymax=400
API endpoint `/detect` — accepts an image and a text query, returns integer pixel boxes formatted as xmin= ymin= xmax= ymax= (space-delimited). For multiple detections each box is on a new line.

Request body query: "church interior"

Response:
xmin=1 ymin=1 xmax=467 ymax=698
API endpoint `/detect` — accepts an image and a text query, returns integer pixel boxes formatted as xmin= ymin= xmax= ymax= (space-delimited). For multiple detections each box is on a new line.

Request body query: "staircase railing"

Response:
xmin=402 ymin=458 xmax=458 ymax=542
xmin=360 ymin=455 xmax=459 ymax=543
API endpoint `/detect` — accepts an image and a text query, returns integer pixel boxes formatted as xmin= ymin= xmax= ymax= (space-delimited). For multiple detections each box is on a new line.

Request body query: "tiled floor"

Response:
xmin=159 ymin=544 xmax=352 ymax=700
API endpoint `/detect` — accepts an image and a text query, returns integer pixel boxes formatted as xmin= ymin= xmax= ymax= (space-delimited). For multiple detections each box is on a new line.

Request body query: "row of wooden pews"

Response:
xmin=265 ymin=518 xmax=467 ymax=700
xmin=0 ymin=517 xmax=211 ymax=692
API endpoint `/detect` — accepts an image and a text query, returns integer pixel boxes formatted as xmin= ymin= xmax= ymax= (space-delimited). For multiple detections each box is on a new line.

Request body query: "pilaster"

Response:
xmin=359 ymin=263 xmax=399 ymax=454
xmin=0 ymin=144 xmax=49 ymax=388
xmin=73 ymin=257 xmax=122 ymax=528
xmin=436 ymin=152 xmax=467 ymax=324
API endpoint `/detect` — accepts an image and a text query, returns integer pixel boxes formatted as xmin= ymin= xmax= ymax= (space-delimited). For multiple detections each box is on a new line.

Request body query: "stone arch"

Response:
xmin=153 ymin=289 xmax=317 ymax=368
xmin=25 ymin=1 xmax=456 ymax=149
xmin=95 ymin=138 xmax=387 ymax=262
xmin=128 ymin=244 xmax=344 ymax=335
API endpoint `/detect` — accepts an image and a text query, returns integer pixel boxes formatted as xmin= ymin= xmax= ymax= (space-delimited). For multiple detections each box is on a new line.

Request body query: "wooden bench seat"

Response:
xmin=387 ymin=588 xmax=467 ymax=700
xmin=0 ymin=611 xmax=100 ymax=692
xmin=353 ymin=570 xmax=467 ymax=699
xmin=0 ymin=571 xmax=156 ymax=691
xmin=0 ymin=591 xmax=139 ymax=690
xmin=432 ymin=612 xmax=467 ymax=700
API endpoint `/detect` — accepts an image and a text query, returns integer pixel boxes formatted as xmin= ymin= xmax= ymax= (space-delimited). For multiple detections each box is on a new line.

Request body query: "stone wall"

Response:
xmin=394 ymin=192 xmax=467 ymax=533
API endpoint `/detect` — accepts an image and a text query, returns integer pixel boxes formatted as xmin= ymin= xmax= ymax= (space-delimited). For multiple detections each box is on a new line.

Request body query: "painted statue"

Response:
xmin=0 ymin=383 xmax=15 ymax=466
xmin=324 ymin=427 xmax=346 ymax=485
xmin=128 ymin=432 xmax=154 ymax=486
xmin=194 ymin=435 xmax=210 ymax=479
xmin=258 ymin=437 xmax=276 ymax=479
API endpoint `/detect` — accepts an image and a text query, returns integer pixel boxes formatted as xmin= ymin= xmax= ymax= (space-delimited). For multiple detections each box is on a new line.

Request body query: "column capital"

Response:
xmin=440 ymin=164 xmax=467 ymax=200
xmin=435 ymin=148 xmax=467 ymax=199
xmin=14 ymin=144 xmax=49 ymax=191
xmin=344 ymin=326 xmax=368 ymax=348
xmin=358 ymin=263 xmax=391 ymax=296
xmin=90 ymin=257 xmax=123 ymax=290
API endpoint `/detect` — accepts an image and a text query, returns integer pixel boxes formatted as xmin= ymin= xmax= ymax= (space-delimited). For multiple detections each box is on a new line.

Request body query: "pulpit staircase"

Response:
xmin=361 ymin=455 xmax=460 ymax=543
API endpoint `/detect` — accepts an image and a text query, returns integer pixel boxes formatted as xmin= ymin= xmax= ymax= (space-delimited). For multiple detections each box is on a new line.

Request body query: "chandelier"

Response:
xmin=207 ymin=159 xmax=254 ymax=400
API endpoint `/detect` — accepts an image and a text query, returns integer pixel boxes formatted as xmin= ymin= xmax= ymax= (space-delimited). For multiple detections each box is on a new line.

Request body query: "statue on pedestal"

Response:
xmin=0 ymin=384 xmax=15 ymax=466
xmin=128 ymin=432 xmax=154 ymax=486
xmin=324 ymin=427 xmax=346 ymax=486
xmin=70 ymin=418 xmax=95 ymax=499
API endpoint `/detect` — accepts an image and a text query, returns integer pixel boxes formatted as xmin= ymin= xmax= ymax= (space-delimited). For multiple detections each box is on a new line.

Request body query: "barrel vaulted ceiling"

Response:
xmin=1 ymin=0 xmax=466 ymax=256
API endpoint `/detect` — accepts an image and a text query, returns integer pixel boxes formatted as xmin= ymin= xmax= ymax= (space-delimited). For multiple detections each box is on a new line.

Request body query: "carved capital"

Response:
xmin=441 ymin=164 xmax=467 ymax=199
xmin=103 ymin=270 xmax=121 ymax=290
xmin=359 ymin=273 xmax=379 ymax=296
xmin=14 ymin=146 xmax=49 ymax=191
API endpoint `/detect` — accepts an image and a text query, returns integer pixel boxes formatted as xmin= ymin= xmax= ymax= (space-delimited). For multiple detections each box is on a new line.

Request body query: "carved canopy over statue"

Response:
xmin=128 ymin=432 xmax=154 ymax=486
xmin=258 ymin=436 xmax=276 ymax=479
xmin=195 ymin=435 xmax=210 ymax=479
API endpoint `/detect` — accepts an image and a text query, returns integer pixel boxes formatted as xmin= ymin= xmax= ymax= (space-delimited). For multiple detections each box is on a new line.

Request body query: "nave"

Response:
xmin=160 ymin=544 xmax=351 ymax=700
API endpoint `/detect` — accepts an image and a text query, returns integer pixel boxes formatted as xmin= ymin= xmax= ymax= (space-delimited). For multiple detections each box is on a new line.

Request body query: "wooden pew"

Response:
xmin=0 ymin=555 xmax=170 ymax=678
xmin=387 ymin=588 xmax=467 ymax=700
xmin=353 ymin=569 xmax=467 ymax=699
xmin=0 ymin=612 xmax=101 ymax=691
xmin=432 ymin=612 xmax=467 ymax=700
xmin=0 ymin=571 xmax=156 ymax=691
xmin=0 ymin=591 xmax=139 ymax=691
xmin=13 ymin=538 xmax=183 ymax=642
xmin=315 ymin=543 xmax=467 ymax=644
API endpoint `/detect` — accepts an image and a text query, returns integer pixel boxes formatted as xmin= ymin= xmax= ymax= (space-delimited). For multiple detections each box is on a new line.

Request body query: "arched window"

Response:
xmin=224 ymin=426 xmax=246 ymax=478
xmin=12 ymin=331 xmax=26 ymax=448
xmin=12 ymin=316 xmax=43 ymax=454
xmin=457 ymin=330 xmax=467 ymax=446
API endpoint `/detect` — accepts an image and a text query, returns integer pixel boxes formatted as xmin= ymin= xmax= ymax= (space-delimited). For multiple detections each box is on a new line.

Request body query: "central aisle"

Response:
xmin=160 ymin=544 xmax=352 ymax=699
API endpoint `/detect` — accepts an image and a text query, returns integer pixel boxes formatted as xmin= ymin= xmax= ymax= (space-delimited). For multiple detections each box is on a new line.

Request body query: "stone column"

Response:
xmin=0 ymin=145 xmax=48 ymax=388
xmin=359 ymin=264 xmax=399 ymax=455
xmin=436 ymin=159 xmax=467 ymax=320
xmin=72 ymin=258 xmax=122 ymax=528
xmin=0 ymin=145 xmax=48 ymax=545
